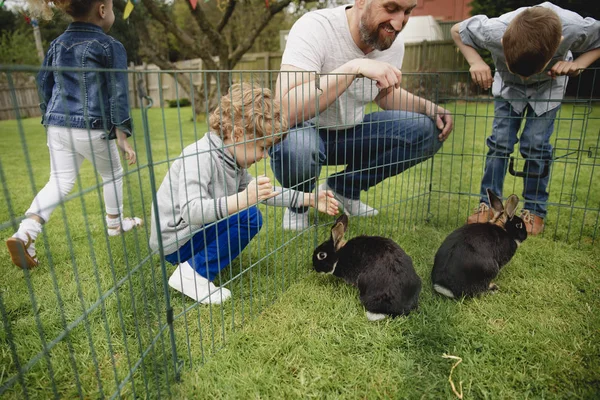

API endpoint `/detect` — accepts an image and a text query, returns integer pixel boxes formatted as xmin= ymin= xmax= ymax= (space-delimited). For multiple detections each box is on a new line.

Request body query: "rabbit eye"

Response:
xmin=317 ymin=252 xmax=327 ymax=260
xmin=516 ymin=223 xmax=522 ymax=229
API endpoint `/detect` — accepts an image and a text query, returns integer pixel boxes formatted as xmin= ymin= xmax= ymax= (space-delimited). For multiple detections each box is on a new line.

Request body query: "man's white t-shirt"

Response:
xmin=282 ymin=5 xmax=405 ymax=129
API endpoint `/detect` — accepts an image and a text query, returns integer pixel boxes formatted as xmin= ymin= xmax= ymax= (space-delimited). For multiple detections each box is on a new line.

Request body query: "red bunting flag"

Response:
xmin=189 ymin=0 xmax=198 ymax=10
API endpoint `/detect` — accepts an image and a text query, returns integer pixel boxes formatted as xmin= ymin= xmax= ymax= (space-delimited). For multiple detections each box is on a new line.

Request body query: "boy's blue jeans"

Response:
xmin=269 ymin=111 xmax=442 ymax=213
xmin=165 ymin=207 xmax=263 ymax=281
xmin=480 ymin=101 xmax=559 ymax=218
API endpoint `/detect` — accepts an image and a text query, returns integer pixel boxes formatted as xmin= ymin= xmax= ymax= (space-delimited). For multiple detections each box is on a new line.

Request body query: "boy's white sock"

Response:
xmin=168 ymin=261 xmax=231 ymax=304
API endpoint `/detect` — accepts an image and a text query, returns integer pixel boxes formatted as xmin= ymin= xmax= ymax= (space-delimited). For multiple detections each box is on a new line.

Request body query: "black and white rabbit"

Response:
xmin=431 ymin=189 xmax=528 ymax=298
xmin=312 ymin=214 xmax=421 ymax=321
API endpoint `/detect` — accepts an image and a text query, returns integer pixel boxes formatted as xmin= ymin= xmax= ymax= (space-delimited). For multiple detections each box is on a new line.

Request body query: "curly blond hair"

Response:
xmin=25 ymin=0 xmax=105 ymax=20
xmin=209 ymin=83 xmax=288 ymax=144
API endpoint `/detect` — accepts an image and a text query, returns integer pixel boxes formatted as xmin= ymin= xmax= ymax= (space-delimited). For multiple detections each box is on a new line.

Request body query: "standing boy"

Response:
xmin=149 ymin=84 xmax=338 ymax=304
xmin=452 ymin=2 xmax=600 ymax=234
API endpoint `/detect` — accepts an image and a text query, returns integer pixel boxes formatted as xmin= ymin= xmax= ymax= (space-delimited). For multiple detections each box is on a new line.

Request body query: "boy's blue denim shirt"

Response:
xmin=37 ymin=22 xmax=132 ymax=139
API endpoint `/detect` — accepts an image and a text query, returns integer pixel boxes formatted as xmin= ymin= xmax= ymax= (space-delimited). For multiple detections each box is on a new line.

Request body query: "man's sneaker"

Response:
xmin=467 ymin=202 xmax=493 ymax=224
xmin=282 ymin=207 xmax=310 ymax=231
xmin=317 ymin=183 xmax=378 ymax=217
xmin=168 ymin=263 xmax=231 ymax=304
xmin=520 ymin=210 xmax=545 ymax=236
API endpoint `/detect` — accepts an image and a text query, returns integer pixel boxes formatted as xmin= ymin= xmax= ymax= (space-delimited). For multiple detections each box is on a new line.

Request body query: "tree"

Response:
xmin=116 ymin=0 xmax=318 ymax=112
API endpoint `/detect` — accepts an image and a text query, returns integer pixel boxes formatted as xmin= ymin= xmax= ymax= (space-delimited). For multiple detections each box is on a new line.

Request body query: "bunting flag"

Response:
xmin=190 ymin=0 xmax=198 ymax=10
xmin=123 ymin=0 xmax=134 ymax=20
xmin=0 ymin=0 xmax=6 ymax=8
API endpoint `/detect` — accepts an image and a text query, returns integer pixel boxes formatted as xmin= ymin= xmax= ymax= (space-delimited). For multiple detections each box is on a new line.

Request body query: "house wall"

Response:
xmin=412 ymin=0 xmax=472 ymax=21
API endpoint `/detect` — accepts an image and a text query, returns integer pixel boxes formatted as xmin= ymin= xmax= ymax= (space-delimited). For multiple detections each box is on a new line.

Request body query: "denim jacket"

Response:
xmin=37 ymin=22 xmax=132 ymax=139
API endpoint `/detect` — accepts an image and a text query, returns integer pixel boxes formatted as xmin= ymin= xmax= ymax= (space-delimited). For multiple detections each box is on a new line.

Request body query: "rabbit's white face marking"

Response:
xmin=317 ymin=252 xmax=327 ymax=261
xmin=366 ymin=311 xmax=387 ymax=321
xmin=327 ymin=261 xmax=338 ymax=275
xmin=514 ymin=239 xmax=522 ymax=248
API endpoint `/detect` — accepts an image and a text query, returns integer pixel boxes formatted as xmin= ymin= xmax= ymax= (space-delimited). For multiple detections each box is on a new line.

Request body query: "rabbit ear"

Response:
xmin=487 ymin=189 xmax=504 ymax=223
xmin=331 ymin=215 xmax=348 ymax=251
xmin=504 ymin=194 xmax=519 ymax=219
xmin=334 ymin=214 xmax=349 ymax=230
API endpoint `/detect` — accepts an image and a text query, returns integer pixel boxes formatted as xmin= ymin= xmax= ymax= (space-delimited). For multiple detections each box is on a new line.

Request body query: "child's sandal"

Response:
xmin=6 ymin=233 xmax=39 ymax=269
xmin=107 ymin=217 xmax=144 ymax=237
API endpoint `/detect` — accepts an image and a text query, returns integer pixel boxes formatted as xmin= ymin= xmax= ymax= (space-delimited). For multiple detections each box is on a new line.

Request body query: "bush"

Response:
xmin=168 ymin=98 xmax=191 ymax=108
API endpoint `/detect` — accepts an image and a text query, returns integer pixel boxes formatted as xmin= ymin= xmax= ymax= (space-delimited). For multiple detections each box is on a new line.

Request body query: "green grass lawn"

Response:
xmin=0 ymin=101 xmax=599 ymax=398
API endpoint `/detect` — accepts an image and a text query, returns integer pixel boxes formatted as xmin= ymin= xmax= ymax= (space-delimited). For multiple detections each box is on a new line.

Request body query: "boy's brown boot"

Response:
xmin=467 ymin=202 xmax=493 ymax=224
xmin=520 ymin=210 xmax=545 ymax=236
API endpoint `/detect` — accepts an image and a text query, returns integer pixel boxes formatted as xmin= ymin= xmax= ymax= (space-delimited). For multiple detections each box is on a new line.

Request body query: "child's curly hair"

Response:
xmin=25 ymin=0 xmax=105 ymax=20
xmin=209 ymin=83 xmax=288 ymax=144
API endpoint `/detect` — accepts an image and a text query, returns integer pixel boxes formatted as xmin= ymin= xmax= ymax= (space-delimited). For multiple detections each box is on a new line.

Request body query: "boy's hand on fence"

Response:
xmin=116 ymin=135 xmax=137 ymax=165
xmin=246 ymin=176 xmax=278 ymax=205
xmin=350 ymin=59 xmax=402 ymax=89
xmin=312 ymin=190 xmax=339 ymax=216
xmin=469 ymin=61 xmax=493 ymax=89
xmin=548 ymin=61 xmax=582 ymax=78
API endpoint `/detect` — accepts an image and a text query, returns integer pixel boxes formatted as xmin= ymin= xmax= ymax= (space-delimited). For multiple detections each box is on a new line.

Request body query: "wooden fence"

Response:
xmin=1 ymin=41 xmax=468 ymax=120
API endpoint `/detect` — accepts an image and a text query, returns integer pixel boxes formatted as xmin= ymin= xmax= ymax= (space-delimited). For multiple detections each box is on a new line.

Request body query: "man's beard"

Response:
xmin=359 ymin=17 xmax=399 ymax=51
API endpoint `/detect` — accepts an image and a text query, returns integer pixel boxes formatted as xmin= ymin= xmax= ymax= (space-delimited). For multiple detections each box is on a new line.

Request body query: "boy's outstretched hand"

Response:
xmin=312 ymin=190 xmax=339 ymax=216
xmin=246 ymin=176 xmax=279 ymax=205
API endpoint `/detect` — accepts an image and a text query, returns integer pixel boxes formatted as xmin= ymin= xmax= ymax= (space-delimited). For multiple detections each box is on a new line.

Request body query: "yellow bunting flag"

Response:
xmin=124 ymin=0 xmax=134 ymax=20
xmin=190 ymin=0 xmax=198 ymax=10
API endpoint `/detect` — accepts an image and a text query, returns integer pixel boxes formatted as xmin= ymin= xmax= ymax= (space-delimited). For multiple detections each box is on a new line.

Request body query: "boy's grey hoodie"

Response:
xmin=150 ymin=133 xmax=304 ymax=255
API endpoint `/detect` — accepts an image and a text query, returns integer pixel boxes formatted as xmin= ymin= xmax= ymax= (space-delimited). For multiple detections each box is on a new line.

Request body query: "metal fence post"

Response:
xmin=136 ymin=77 xmax=182 ymax=383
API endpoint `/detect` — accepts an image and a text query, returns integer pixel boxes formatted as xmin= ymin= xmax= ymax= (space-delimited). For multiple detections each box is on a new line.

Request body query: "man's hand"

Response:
xmin=245 ymin=175 xmax=278 ymax=205
xmin=548 ymin=61 xmax=582 ymax=78
xmin=116 ymin=130 xmax=137 ymax=165
xmin=311 ymin=190 xmax=339 ymax=216
xmin=428 ymin=104 xmax=453 ymax=141
xmin=351 ymin=59 xmax=402 ymax=90
xmin=469 ymin=61 xmax=493 ymax=89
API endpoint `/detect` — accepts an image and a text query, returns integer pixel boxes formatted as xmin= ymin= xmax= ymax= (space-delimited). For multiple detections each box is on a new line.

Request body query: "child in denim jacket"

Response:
xmin=452 ymin=2 xmax=600 ymax=235
xmin=7 ymin=0 xmax=142 ymax=269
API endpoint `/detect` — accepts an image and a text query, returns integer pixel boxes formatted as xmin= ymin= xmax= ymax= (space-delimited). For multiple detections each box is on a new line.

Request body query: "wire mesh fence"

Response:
xmin=0 ymin=66 xmax=598 ymax=398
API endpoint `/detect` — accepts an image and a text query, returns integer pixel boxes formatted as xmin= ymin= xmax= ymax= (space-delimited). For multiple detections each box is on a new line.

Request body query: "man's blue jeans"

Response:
xmin=479 ymin=101 xmax=558 ymax=218
xmin=269 ymin=111 xmax=442 ymax=213
xmin=165 ymin=207 xmax=263 ymax=281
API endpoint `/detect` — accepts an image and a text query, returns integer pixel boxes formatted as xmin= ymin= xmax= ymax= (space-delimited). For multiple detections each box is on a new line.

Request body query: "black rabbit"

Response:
xmin=431 ymin=189 xmax=528 ymax=298
xmin=312 ymin=215 xmax=421 ymax=321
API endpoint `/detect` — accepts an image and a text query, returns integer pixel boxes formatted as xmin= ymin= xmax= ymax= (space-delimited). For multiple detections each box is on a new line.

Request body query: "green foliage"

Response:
xmin=168 ymin=98 xmax=191 ymax=107
xmin=0 ymin=29 xmax=40 ymax=65
xmin=0 ymin=6 xmax=18 ymax=36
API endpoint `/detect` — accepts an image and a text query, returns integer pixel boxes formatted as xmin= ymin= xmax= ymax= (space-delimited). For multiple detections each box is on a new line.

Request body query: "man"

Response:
xmin=270 ymin=0 xmax=454 ymax=230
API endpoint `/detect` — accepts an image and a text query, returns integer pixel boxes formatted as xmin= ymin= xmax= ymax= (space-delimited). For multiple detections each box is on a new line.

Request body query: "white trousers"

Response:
xmin=26 ymin=126 xmax=124 ymax=222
